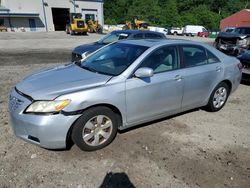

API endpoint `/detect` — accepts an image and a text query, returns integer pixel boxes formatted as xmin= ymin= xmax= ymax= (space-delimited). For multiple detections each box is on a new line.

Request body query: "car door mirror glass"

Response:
xmin=134 ymin=67 xmax=154 ymax=78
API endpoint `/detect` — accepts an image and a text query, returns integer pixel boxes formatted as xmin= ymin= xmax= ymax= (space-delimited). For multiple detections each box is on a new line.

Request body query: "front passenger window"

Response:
xmin=138 ymin=46 xmax=178 ymax=73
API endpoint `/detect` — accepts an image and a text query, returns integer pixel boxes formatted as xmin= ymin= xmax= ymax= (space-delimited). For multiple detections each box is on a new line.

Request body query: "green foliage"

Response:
xmin=104 ymin=0 xmax=250 ymax=29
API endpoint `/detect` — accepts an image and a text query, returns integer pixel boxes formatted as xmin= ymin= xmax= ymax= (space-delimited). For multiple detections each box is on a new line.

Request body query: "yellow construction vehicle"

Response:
xmin=122 ymin=17 xmax=149 ymax=30
xmin=66 ymin=13 xmax=88 ymax=35
xmin=87 ymin=20 xmax=103 ymax=34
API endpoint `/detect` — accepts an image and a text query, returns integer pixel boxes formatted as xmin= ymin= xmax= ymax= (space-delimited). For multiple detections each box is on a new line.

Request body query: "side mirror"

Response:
xmin=134 ymin=67 xmax=154 ymax=78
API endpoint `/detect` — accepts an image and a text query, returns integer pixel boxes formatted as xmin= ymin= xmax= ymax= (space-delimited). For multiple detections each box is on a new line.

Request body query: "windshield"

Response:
xmin=234 ymin=28 xmax=250 ymax=34
xmin=98 ymin=32 xmax=130 ymax=44
xmin=79 ymin=43 xmax=148 ymax=76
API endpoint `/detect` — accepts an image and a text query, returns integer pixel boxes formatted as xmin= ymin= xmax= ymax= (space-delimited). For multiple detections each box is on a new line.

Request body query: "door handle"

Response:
xmin=174 ymin=75 xmax=183 ymax=81
xmin=216 ymin=66 xmax=222 ymax=72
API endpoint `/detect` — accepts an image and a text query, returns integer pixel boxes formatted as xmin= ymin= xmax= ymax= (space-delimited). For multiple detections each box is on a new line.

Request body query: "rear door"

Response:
xmin=180 ymin=45 xmax=223 ymax=110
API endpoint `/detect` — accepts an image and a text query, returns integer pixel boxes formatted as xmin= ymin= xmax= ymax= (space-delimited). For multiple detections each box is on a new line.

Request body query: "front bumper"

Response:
xmin=8 ymin=88 xmax=81 ymax=149
xmin=217 ymin=43 xmax=247 ymax=56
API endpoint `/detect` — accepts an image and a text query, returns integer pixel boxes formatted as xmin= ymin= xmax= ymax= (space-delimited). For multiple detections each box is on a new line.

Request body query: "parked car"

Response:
xmin=169 ymin=27 xmax=183 ymax=35
xmin=9 ymin=39 xmax=242 ymax=151
xmin=183 ymin=25 xmax=208 ymax=36
xmin=237 ymin=50 xmax=250 ymax=82
xmin=197 ymin=30 xmax=209 ymax=37
xmin=72 ymin=30 xmax=167 ymax=62
xmin=214 ymin=26 xmax=250 ymax=56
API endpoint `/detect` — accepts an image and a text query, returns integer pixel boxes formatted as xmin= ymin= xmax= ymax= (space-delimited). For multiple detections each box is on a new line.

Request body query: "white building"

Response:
xmin=0 ymin=0 xmax=104 ymax=32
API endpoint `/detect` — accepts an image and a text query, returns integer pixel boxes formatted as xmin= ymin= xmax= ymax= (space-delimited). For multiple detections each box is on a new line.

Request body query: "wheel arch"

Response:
xmin=221 ymin=79 xmax=232 ymax=94
xmin=65 ymin=103 xmax=123 ymax=148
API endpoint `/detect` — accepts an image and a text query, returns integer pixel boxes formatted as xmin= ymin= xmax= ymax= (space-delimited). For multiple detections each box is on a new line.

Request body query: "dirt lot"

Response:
xmin=0 ymin=32 xmax=249 ymax=188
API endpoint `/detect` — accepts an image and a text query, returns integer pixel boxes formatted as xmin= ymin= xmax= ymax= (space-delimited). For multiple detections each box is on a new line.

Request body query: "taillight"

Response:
xmin=237 ymin=63 xmax=243 ymax=70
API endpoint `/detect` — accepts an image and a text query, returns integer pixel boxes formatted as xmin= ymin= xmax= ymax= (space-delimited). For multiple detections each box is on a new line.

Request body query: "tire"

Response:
xmin=71 ymin=107 xmax=118 ymax=151
xmin=205 ymin=82 xmax=230 ymax=112
xmin=70 ymin=29 xmax=74 ymax=35
xmin=97 ymin=25 xmax=103 ymax=34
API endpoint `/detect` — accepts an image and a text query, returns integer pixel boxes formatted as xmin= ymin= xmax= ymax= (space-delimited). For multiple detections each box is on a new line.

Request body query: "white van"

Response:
xmin=183 ymin=25 xmax=207 ymax=36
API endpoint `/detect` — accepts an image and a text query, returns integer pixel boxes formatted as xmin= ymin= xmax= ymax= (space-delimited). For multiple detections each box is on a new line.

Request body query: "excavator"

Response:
xmin=123 ymin=17 xmax=149 ymax=30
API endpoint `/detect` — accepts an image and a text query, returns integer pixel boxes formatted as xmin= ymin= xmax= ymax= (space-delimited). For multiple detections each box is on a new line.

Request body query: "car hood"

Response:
xmin=217 ymin=32 xmax=248 ymax=39
xmin=16 ymin=63 xmax=112 ymax=100
xmin=73 ymin=42 xmax=105 ymax=54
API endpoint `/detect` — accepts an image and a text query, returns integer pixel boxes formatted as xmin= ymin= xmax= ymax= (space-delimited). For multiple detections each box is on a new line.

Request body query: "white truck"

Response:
xmin=169 ymin=27 xmax=183 ymax=35
xmin=183 ymin=25 xmax=207 ymax=36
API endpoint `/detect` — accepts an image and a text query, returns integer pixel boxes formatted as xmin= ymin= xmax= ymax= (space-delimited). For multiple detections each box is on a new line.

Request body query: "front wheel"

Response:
xmin=205 ymin=82 xmax=229 ymax=112
xmin=71 ymin=107 xmax=118 ymax=151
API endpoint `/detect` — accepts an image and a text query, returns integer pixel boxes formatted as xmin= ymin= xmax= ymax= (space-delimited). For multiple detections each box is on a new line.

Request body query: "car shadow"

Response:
xmin=99 ymin=172 xmax=135 ymax=188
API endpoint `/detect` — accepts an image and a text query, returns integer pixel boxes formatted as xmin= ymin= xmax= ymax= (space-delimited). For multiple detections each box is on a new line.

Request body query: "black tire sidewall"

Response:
xmin=71 ymin=107 xmax=118 ymax=151
xmin=206 ymin=82 xmax=229 ymax=112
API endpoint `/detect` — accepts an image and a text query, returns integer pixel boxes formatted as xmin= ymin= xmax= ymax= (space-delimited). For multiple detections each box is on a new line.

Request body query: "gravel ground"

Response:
xmin=0 ymin=32 xmax=249 ymax=188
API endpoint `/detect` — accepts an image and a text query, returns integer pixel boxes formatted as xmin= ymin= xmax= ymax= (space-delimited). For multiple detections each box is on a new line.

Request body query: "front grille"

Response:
xmin=77 ymin=21 xmax=85 ymax=28
xmin=72 ymin=53 xmax=82 ymax=62
xmin=219 ymin=38 xmax=237 ymax=45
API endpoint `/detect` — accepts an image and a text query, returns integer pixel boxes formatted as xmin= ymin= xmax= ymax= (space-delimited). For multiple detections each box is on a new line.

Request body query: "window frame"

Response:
xmin=205 ymin=49 xmax=221 ymax=64
xmin=130 ymin=44 xmax=180 ymax=78
xmin=179 ymin=44 xmax=218 ymax=69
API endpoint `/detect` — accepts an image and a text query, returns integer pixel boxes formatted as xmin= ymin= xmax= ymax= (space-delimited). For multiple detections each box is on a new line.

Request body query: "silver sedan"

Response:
xmin=9 ymin=39 xmax=242 ymax=151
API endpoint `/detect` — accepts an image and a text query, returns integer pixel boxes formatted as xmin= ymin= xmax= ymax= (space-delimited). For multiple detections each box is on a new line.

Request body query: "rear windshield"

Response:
xmin=98 ymin=32 xmax=130 ymax=44
xmin=234 ymin=28 xmax=250 ymax=34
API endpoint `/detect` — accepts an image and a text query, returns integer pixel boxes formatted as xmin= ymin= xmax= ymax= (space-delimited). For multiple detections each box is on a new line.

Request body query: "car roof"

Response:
xmin=118 ymin=39 xmax=203 ymax=47
xmin=111 ymin=30 xmax=164 ymax=35
xmin=236 ymin=26 xmax=250 ymax=29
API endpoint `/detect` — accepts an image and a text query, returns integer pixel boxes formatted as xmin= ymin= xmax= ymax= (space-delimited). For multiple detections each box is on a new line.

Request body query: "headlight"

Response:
xmin=25 ymin=99 xmax=71 ymax=113
xmin=82 ymin=51 xmax=91 ymax=59
xmin=237 ymin=38 xmax=250 ymax=47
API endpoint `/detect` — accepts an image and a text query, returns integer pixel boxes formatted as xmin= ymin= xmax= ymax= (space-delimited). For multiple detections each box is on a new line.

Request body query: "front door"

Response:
xmin=29 ymin=19 xmax=36 ymax=31
xmin=125 ymin=45 xmax=184 ymax=124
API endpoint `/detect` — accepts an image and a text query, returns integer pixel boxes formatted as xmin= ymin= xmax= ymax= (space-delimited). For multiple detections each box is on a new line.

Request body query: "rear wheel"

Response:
xmin=205 ymin=82 xmax=229 ymax=112
xmin=97 ymin=25 xmax=103 ymax=34
xmin=71 ymin=107 xmax=118 ymax=151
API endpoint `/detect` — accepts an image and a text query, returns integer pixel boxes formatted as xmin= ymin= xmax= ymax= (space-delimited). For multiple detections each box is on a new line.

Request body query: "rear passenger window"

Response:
xmin=181 ymin=46 xmax=207 ymax=67
xmin=207 ymin=50 xmax=220 ymax=64
xmin=133 ymin=33 xmax=144 ymax=39
xmin=145 ymin=33 xmax=162 ymax=39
